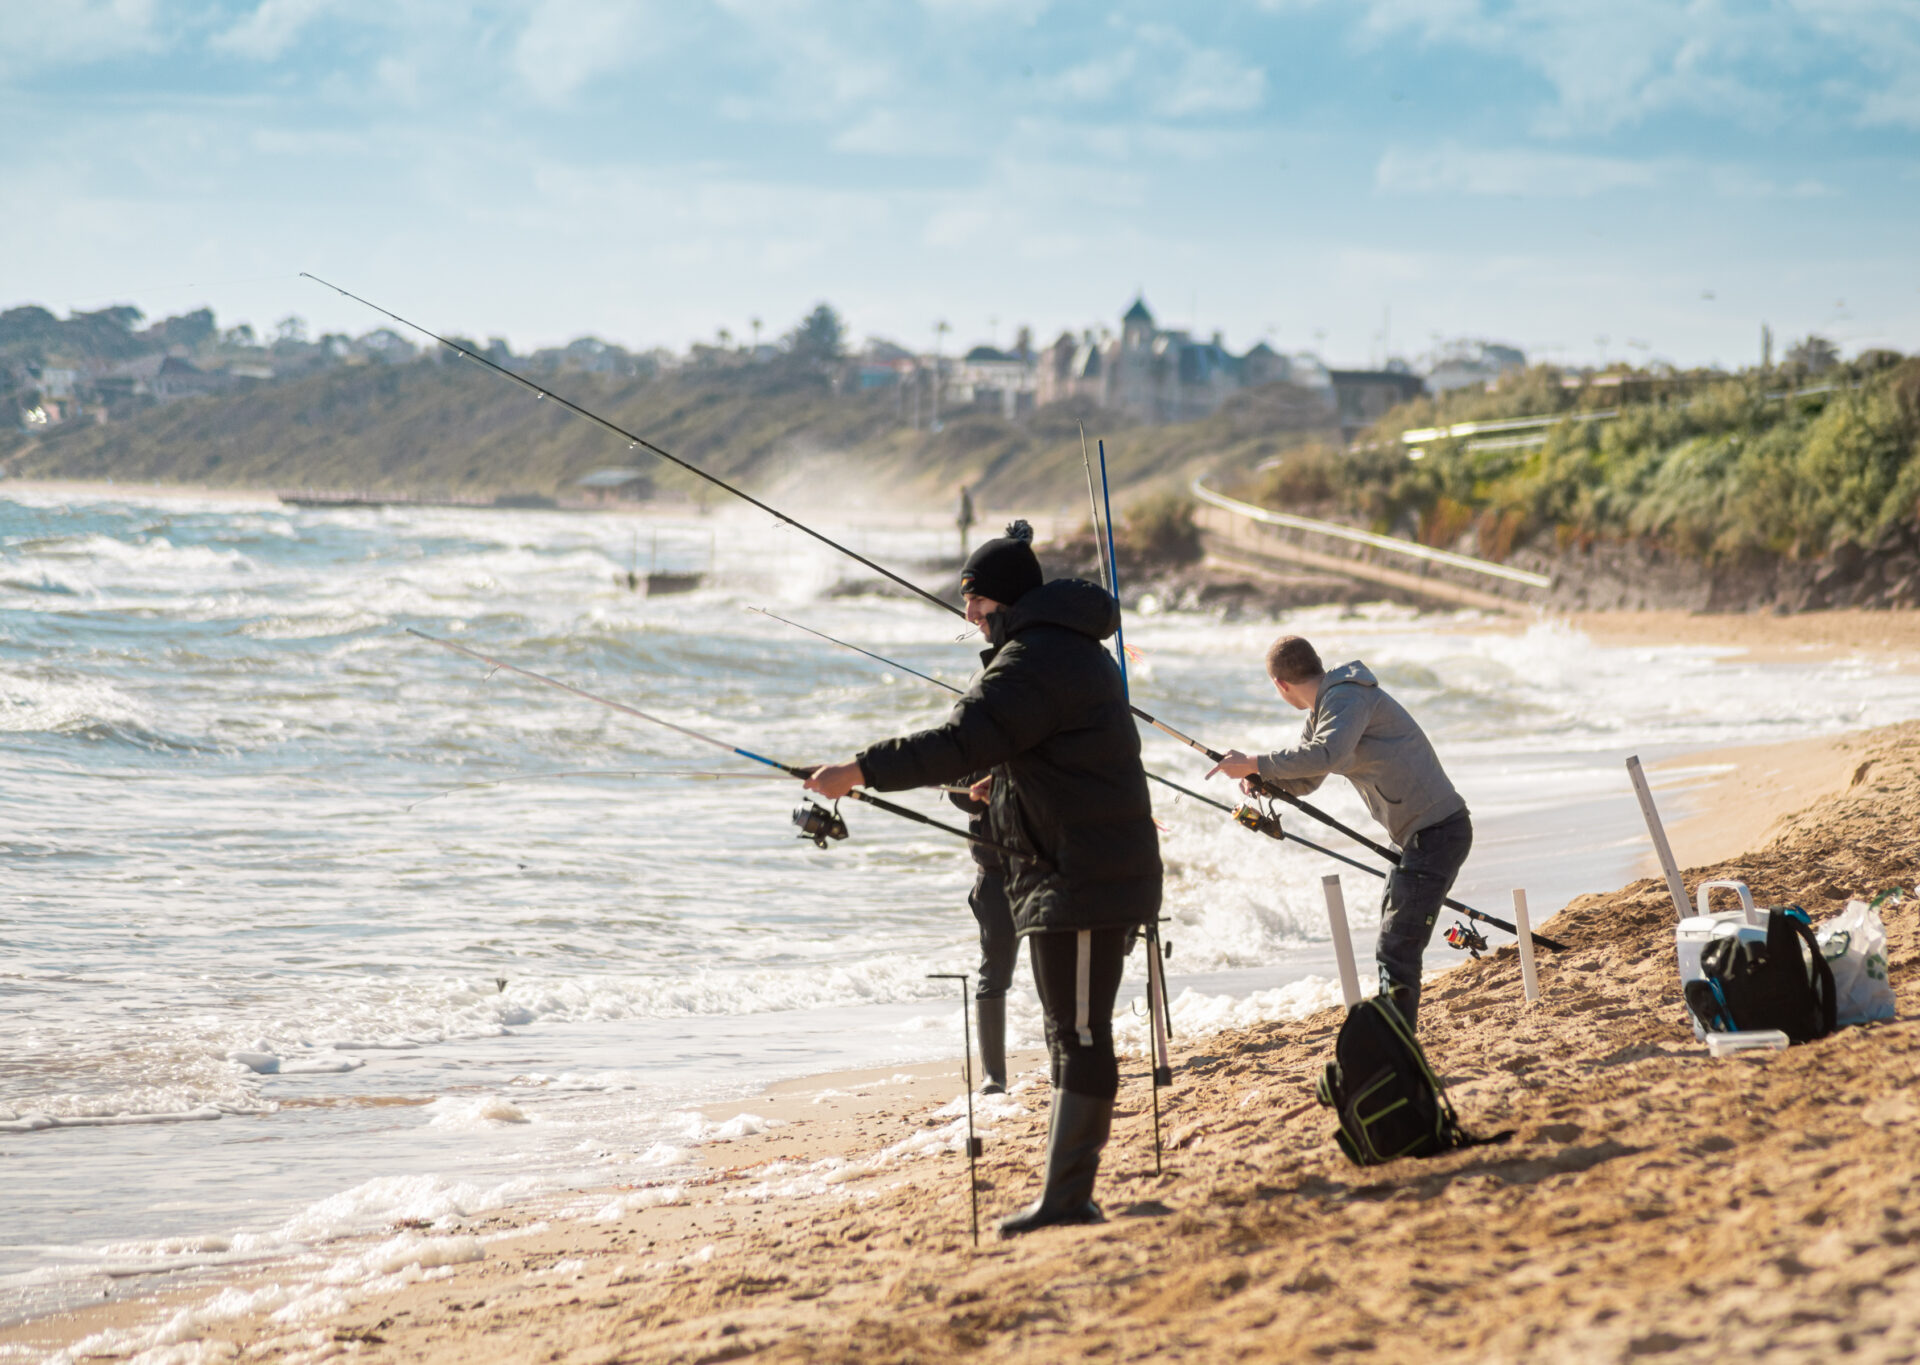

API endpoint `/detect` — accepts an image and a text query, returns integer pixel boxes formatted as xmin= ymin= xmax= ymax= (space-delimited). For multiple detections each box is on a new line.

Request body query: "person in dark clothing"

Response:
xmin=949 ymin=772 xmax=1015 ymax=1093
xmin=806 ymin=521 xmax=1161 ymax=1235
xmin=1206 ymin=635 xmax=1470 ymax=1030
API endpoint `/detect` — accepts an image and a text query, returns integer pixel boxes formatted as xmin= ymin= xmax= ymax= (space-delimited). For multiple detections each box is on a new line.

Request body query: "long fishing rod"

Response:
xmin=1091 ymin=439 xmax=1173 ymax=1174
xmin=405 ymin=628 xmax=1022 ymax=859
xmin=302 ymin=274 xmax=958 ymax=618
xmin=308 ymin=279 xmax=1488 ymax=873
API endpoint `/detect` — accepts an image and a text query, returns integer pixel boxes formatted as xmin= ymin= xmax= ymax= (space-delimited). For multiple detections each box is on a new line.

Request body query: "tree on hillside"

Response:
xmin=786 ymin=303 xmax=845 ymax=365
xmin=151 ymin=308 xmax=216 ymax=350
xmin=1786 ymin=335 xmax=1840 ymax=375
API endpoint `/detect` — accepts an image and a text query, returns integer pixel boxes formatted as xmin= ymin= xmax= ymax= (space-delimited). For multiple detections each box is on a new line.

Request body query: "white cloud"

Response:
xmin=512 ymin=0 xmax=667 ymax=105
xmin=1279 ymin=0 xmax=1920 ymax=133
xmin=0 ymin=0 xmax=163 ymax=74
xmin=211 ymin=0 xmax=331 ymax=61
xmin=1376 ymin=143 xmax=1663 ymax=197
xmin=1041 ymin=21 xmax=1266 ymax=119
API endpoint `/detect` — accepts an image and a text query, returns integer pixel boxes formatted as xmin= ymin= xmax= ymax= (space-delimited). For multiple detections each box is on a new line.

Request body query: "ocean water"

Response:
xmin=5 ymin=488 xmax=1920 ymax=1335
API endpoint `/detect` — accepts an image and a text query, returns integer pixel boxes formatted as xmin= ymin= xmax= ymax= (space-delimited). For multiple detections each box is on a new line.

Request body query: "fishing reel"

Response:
xmin=1443 ymin=919 xmax=1489 ymax=959
xmin=792 ymin=800 xmax=849 ymax=850
xmin=1231 ymin=801 xmax=1286 ymax=842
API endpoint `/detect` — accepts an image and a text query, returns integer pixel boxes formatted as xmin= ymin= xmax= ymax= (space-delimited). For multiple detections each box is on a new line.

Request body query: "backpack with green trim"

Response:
xmin=1316 ymin=995 xmax=1510 ymax=1165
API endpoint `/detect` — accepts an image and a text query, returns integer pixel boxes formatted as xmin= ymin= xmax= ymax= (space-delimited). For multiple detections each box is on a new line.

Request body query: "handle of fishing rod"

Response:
xmin=845 ymin=789 xmax=1031 ymax=863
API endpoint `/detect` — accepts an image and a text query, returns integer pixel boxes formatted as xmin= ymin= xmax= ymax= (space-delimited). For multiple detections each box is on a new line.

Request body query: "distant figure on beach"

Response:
xmin=805 ymin=520 xmax=1161 ymax=1236
xmin=1206 ymin=636 xmax=1469 ymax=1030
xmin=956 ymin=484 xmax=976 ymax=559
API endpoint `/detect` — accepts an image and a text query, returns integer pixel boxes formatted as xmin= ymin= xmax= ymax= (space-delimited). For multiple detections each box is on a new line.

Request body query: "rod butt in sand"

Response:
xmin=1321 ymin=874 xmax=1363 ymax=1008
xmin=1513 ymin=889 xmax=1541 ymax=1003
xmin=1625 ymin=754 xmax=1689 ymax=919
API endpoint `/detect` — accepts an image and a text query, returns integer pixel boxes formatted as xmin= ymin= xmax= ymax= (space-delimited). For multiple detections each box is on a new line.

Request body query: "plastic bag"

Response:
xmin=1816 ymin=892 xmax=1897 ymax=1027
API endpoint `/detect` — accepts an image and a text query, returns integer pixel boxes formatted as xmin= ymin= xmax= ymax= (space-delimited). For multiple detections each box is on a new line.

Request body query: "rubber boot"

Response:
xmin=996 ymin=1089 xmax=1111 ymax=1237
xmin=975 ymin=995 xmax=1007 ymax=1095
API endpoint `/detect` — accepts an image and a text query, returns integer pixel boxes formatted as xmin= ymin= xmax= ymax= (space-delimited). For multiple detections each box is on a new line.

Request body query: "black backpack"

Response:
xmin=1316 ymin=996 xmax=1510 ymax=1166
xmin=1684 ymin=907 xmax=1836 ymax=1044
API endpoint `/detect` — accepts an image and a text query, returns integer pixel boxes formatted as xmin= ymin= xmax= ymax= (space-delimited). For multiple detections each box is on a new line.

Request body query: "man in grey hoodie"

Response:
xmin=1206 ymin=635 xmax=1469 ymax=1028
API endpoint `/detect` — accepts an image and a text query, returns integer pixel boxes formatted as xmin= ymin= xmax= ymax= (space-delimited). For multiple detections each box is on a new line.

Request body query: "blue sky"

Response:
xmin=6 ymin=0 xmax=1918 ymax=369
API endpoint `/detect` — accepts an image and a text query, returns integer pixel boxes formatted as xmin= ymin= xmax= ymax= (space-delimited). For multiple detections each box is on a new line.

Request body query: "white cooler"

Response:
xmin=1675 ymin=879 xmax=1768 ymax=1041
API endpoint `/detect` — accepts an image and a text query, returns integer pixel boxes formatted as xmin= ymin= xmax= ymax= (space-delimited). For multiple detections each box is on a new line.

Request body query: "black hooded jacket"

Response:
xmin=858 ymin=579 xmax=1162 ymax=936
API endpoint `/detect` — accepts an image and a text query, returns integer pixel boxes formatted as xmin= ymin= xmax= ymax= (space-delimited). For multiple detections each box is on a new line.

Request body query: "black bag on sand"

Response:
xmin=1316 ymin=996 xmax=1512 ymax=1166
xmin=1686 ymin=907 xmax=1837 ymax=1044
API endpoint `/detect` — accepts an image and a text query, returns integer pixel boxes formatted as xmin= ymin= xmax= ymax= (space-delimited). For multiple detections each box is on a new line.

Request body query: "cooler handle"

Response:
xmin=1696 ymin=879 xmax=1759 ymax=926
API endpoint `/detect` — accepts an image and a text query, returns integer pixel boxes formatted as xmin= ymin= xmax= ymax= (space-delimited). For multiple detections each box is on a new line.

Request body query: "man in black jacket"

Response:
xmin=806 ymin=522 xmax=1161 ymax=1235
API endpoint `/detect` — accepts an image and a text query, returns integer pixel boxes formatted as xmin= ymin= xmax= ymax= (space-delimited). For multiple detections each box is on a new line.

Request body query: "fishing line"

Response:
xmin=404 ymin=767 xmax=787 ymax=812
xmin=405 ymin=627 xmax=1022 ymax=859
xmin=301 ymin=274 xmax=959 ymax=618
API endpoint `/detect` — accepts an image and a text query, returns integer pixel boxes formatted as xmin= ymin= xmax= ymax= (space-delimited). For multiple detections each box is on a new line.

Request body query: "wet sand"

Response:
xmin=11 ymin=718 xmax=1920 ymax=1364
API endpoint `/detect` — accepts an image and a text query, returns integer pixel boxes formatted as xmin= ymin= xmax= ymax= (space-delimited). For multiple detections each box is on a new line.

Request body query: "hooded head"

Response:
xmin=960 ymin=519 xmax=1043 ymax=606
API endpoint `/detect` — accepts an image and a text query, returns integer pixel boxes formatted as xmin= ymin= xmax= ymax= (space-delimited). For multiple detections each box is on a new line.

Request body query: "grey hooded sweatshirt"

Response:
xmin=1253 ymin=661 xmax=1465 ymax=848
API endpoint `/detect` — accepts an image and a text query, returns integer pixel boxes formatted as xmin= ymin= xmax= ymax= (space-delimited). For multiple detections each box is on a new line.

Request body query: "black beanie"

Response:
xmin=960 ymin=519 xmax=1043 ymax=604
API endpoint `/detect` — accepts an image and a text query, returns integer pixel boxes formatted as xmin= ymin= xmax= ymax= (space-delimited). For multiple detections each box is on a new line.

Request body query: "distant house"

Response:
xmin=151 ymin=356 xmax=230 ymax=401
xmin=1328 ymin=370 xmax=1426 ymax=438
xmin=947 ymin=345 xmax=1037 ymax=419
xmin=1037 ymin=297 xmax=1335 ymax=426
xmin=1425 ymin=341 xmax=1527 ymax=394
xmin=851 ymin=339 xmax=916 ymax=391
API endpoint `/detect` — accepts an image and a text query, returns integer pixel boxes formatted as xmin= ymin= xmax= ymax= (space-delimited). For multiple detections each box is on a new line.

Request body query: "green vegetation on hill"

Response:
xmin=1238 ymin=352 xmax=1920 ymax=563
xmin=1 ymin=350 xmax=1337 ymax=512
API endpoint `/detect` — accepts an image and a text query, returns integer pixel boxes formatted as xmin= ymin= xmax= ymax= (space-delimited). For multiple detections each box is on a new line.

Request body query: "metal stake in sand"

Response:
xmin=1321 ymin=875 xmax=1363 ymax=1008
xmin=1512 ymin=889 xmax=1541 ymax=1003
xmin=1625 ymin=755 xmax=1689 ymax=919
xmin=927 ymin=973 xmax=982 ymax=1247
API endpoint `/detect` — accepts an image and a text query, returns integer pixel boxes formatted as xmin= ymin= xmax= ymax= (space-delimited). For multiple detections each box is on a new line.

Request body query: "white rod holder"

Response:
xmin=1513 ymin=888 xmax=1540 ymax=1003
xmin=1321 ymin=874 xmax=1363 ymax=1008
xmin=1625 ymin=754 xmax=1689 ymax=919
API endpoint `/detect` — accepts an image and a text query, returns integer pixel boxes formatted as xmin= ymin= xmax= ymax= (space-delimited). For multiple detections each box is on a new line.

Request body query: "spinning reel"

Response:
xmin=1231 ymin=800 xmax=1285 ymax=842
xmin=792 ymin=800 xmax=849 ymax=849
xmin=1443 ymin=919 xmax=1489 ymax=959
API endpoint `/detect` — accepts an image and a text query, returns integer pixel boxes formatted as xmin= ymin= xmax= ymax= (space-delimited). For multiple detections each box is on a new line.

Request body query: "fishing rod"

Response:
xmin=308 ymin=278 xmax=1491 ymax=874
xmin=1090 ymin=439 xmax=1173 ymax=1174
xmin=405 ymin=628 xmax=1022 ymax=859
xmin=301 ymin=274 xmax=957 ymax=618
xmin=1142 ymin=774 xmax=1565 ymax=948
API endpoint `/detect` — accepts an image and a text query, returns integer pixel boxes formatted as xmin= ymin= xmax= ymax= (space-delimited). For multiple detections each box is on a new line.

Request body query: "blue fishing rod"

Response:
xmin=1086 ymin=438 xmax=1173 ymax=1172
xmin=406 ymin=628 xmax=1022 ymax=859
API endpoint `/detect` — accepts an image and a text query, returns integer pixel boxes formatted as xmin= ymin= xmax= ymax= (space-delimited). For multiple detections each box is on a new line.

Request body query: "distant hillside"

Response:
xmin=1228 ymin=351 xmax=1920 ymax=566
xmin=0 ymin=355 xmax=1339 ymax=514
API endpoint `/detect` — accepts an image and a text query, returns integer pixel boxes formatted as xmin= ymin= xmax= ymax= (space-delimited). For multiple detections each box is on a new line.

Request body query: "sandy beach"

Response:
xmin=8 ymin=616 xmax=1919 ymax=1364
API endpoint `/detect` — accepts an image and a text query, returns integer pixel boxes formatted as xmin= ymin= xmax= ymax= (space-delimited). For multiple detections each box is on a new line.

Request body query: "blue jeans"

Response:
xmin=1376 ymin=808 xmax=1473 ymax=1029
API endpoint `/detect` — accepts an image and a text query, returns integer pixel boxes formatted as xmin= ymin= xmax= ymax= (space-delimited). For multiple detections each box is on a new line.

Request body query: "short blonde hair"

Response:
xmin=1265 ymin=635 xmax=1324 ymax=683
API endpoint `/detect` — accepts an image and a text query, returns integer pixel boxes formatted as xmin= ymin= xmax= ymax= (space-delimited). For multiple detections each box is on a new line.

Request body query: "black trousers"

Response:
xmin=1028 ymin=927 xmax=1130 ymax=1100
xmin=970 ymin=870 xmax=1019 ymax=999
xmin=1376 ymin=808 xmax=1473 ymax=1017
